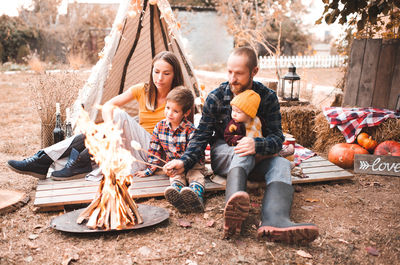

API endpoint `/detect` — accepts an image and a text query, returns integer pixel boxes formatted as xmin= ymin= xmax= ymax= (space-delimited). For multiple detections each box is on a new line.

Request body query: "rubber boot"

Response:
xmin=7 ymin=150 xmax=53 ymax=180
xmin=50 ymin=148 xmax=93 ymax=181
xmin=257 ymin=181 xmax=319 ymax=244
xmin=223 ymin=167 xmax=250 ymax=238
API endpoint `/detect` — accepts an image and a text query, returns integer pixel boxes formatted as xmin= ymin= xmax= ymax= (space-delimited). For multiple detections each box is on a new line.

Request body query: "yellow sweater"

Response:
xmin=130 ymin=83 xmax=166 ymax=134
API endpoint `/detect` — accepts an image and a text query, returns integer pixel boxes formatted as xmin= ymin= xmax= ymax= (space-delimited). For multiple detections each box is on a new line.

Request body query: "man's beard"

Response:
xmin=230 ymin=78 xmax=253 ymax=95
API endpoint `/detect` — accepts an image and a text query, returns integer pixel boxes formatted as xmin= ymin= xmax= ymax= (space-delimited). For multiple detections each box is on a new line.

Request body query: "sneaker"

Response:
xmin=164 ymin=182 xmax=186 ymax=212
xmin=7 ymin=150 xmax=53 ymax=180
xmin=51 ymin=148 xmax=92 ymax=181
xmin=181 ymin=182 xmax=205 ymax=212
xmin=223 ymin=191 xmax=250 ymax=238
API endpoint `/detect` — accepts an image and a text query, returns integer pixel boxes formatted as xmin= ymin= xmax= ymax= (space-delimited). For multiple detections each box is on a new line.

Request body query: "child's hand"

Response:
xmin=163 ymin=159 xmax=184 ymax=177
xmin=134 ymin=171 xmax=147 ymax=178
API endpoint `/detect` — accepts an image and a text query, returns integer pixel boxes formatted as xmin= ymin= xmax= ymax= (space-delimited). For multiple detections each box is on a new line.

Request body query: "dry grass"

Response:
xmin=67 ymin=53 xmax=87 ymax=70
xmin=27 ymin=54 xmax=44 ymax=73
xmin=27 ymin=72 xmax=86 ymax=147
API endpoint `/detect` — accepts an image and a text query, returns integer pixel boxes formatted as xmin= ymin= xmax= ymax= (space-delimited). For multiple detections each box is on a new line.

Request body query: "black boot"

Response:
xmin=51 ymin=148 xmax=92 ymax=181
xmin=223 ymin=167 xmax=250 ymax=238
xmin=7 ymin=150 xmax=53 ymax=180
xmin=257 ymin=181 xmax=319 ymax=244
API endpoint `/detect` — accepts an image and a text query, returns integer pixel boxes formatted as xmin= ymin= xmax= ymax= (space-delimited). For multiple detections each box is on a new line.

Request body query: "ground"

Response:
xmin=0 ymin=70 xmax=399 ymax=265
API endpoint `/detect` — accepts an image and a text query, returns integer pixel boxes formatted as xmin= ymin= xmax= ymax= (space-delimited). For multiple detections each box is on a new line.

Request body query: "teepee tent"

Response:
xmin=71 ymin=0 xmax=200 ymax=123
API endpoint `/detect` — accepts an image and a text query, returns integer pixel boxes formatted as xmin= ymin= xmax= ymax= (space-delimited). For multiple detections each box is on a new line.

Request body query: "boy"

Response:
xmin=134 ymin=86 xmax=205 ymax=212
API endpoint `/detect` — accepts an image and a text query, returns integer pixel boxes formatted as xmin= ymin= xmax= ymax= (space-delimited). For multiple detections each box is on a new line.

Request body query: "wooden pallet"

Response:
xmin=33 ymin=176 xmax=224 ymax=211
xmin=33 ymin=155 xmax=352 ymax=211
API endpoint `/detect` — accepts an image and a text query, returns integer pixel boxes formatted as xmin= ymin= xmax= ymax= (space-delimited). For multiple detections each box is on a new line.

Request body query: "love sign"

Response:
xmin=354 ymin=154 xmax=400 ymax=177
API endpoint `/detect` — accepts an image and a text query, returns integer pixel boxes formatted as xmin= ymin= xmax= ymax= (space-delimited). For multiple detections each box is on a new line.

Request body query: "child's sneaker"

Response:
xmin=164 ymin=182 xmax=186 ymax=212
xmin=181 ymin=182 xmax=205 ymax=212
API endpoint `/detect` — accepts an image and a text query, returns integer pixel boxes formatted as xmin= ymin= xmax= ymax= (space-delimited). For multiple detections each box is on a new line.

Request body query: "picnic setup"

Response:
xmin=1 ymin=0 xmax=400 ymax=264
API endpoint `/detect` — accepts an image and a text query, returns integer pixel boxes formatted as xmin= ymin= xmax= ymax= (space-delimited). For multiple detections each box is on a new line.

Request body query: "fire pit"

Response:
xmin=50 ymin=204 xmax=169 ymax=233
xmin=50 ymin=107 xmax=169 ymax=233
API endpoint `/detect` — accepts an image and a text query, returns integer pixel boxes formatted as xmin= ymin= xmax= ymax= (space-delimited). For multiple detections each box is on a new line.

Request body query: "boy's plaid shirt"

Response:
xmin=144 ymin=118 xmax=196 ymax=176
xmin=180 ymin=81 xmax=285 ymax=171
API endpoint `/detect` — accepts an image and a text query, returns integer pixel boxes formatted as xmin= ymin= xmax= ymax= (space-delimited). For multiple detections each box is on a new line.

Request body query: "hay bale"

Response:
xmin=312 ymin=112 xmax=344 ymax=154
xmin=280 ymin=106 xmax=319 ymax=148
xmin=312 ymin=113 xmax=400 ymax=154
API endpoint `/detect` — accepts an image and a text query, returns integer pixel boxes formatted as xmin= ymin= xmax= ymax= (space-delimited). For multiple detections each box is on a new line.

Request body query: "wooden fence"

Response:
xmin=343 ymin=39 xmax=400 ymax=110
xmin=259 ymin=55 xmax=347 ymax=69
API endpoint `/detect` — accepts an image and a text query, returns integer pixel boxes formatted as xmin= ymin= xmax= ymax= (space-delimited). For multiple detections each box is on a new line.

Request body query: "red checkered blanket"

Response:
xmin=323 ymin=107 xmax=400 ymax=143
xmin=294 ymin=144 xmax=315 ymax=166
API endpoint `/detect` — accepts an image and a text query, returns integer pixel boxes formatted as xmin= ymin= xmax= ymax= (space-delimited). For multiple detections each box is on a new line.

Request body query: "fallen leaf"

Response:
xmin=305 ymin=198 xmax=319 ymax=202
xmin=28 ymin=234 xmax=39 ymax=240
xmin=296 ymin=250 xmax=312 ymax=259
xmin=178 ymin=219 xmax=192 ymax=228
xmin=366 ymin=246 xmax=379 ymax=256
xmin=206 ymin=219 xmax=215 ymax=227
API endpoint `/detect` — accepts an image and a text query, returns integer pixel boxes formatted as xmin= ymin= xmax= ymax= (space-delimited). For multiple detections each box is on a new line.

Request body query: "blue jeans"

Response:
xmin=210 ymin=139 xmax=291 ymax=185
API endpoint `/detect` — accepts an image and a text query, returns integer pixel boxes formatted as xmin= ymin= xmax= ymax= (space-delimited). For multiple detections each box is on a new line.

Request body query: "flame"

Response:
xmin=75 ymin=107 xmax=143 ymax=230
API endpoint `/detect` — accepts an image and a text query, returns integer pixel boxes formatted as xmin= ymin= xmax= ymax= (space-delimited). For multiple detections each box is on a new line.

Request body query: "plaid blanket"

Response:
xmin=294 ymin=144 xmax=315 ymax=166
xmin=323 ymin=107 xmax=400 ymax=143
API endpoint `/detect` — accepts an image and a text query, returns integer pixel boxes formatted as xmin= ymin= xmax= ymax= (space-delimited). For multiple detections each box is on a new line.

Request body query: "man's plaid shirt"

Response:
xmin=144 ymin=118 xmax=196 ymax=176
xmin=180 ymin=81 xmax=284 ymax=171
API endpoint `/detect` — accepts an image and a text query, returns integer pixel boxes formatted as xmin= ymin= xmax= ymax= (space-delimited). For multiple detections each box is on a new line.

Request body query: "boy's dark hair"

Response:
xmin=231 ymin=46 xmax=258 ymax=71
xmin=166 ymin=86 xmax=194 ymax=113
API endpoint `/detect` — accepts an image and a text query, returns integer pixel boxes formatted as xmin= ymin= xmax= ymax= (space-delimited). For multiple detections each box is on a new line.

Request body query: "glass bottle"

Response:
xmin=53 ymin=103 xmax=65 ymax=144
xmin=65 ymin=107 xmax=73 ymax=138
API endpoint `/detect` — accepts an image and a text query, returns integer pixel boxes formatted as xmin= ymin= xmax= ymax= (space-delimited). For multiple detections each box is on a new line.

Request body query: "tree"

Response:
xmin=318 ymin=0 xmax=400 ymax=39
xmin=215 ymin=0 xmax=310 ymax=82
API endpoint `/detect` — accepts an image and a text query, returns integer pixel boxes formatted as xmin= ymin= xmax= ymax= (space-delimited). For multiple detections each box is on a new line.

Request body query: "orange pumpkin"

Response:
xmin=356 ymin=132 xmax=377 ymax=152
xmin=373 ymin=141 xmax=400 ymax=156
xmin=328 ymin=143 xmax=369 ymax=168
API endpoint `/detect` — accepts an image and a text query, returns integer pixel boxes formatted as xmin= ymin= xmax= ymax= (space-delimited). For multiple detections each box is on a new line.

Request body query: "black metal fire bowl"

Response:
xmin=50 ymin=204 xmax=169 ymax=233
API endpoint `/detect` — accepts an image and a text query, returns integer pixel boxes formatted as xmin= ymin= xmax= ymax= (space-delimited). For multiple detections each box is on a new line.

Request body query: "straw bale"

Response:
xmin=312 ymin=113 xmax=400 ymax=154
xmin=312 ymin=112 xmax=344 ymax=154
xmin=280 ymin=106 xmax=319 ymax=148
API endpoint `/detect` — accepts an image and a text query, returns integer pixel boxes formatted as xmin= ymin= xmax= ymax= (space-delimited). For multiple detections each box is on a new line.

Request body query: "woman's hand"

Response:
xmin=134 ymin=171 xmax=147 ymax=178
xmin=234 ymin=137 xmax=256 ymax=156
xmin=163 ymin=159 xmax=185 ymax=177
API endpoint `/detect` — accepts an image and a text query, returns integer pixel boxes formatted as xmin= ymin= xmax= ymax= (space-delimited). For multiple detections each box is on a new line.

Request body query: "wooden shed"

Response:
xmin=343 ymin=39 xmax=400 ymax=110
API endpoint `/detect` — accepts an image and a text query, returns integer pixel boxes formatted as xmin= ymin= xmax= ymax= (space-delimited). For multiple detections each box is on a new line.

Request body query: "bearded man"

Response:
xmin=165 ymin=46 xmax=319 ymax=244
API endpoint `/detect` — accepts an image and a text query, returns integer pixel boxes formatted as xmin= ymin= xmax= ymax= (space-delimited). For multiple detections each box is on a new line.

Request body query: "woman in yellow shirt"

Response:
xmin=7 ymin=51 xmax=185 ymax=180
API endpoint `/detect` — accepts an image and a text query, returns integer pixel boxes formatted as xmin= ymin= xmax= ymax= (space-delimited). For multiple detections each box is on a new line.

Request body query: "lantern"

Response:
xmin=281 ymin=64 xmax=300 ymax=101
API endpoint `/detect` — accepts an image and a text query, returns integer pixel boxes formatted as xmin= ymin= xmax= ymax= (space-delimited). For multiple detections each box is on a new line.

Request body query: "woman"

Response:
xmin=7 ymin=51 xmax=185 ymax=180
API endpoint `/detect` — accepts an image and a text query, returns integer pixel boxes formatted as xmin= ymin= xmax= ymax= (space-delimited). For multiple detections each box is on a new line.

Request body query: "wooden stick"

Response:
xmin=135 ymin=159 xmax=164 ymax=170
xmin=140 ymin=148 xmax=168 ymax=164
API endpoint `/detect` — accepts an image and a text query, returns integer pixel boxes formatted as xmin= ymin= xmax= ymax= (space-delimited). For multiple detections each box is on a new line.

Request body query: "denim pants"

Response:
xmin=210 ymin=139 xmax=291 ymax=185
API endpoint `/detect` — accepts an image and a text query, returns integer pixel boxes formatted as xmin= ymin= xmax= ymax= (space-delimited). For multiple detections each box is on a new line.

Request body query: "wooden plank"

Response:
xmin=371 ymin=39 xmax=398 ymax=108
xmin=354 ymin=154 xmax=400 ymax=177
xmin=35 ymin=185 xmax=98 ymax=199
xmin=300 ymin=155 xmax=325 ymax=163
xmin=131 ymin=179 xmax=171 ymax=189
xmin=356 ymin=39 xmax=381 ymax=107
xmin=302 ymin=165 xmax=345 ymax=174
xmin=37 ymin=179 xmax=98 ymax=191
xmin=388 ymin=40 xmax=400 ymax=110
xmin=300 ymin=160 xmax=333 ymax=169
xmin=343 ymin=39 xmax=366 ymax=107
xmin=293 ymin=170 xmax=353 ymax=184
xmin=34 ymin=193 xmax=95 ymax=208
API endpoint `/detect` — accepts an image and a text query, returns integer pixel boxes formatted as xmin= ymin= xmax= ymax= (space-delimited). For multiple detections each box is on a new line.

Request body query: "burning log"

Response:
xmin=75 ymin=107 xmax=144 ymax=230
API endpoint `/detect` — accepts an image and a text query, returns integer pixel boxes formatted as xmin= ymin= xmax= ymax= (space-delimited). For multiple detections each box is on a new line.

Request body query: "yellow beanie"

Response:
xmin=230 ymin=90 xmax=261 ymax=118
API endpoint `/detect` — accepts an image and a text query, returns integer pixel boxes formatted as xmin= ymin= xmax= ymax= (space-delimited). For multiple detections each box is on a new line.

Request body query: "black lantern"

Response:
xmin=281 ymin=64 xmax=300 ymax=101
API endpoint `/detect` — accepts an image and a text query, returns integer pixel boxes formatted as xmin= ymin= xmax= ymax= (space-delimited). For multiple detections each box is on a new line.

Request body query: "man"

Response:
xmin=165 ymin=46 xmax=319 ymax=244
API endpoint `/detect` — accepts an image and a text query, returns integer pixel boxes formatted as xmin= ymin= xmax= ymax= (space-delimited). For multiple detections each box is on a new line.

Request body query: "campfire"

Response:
xmin=74 ymin=107 xmax=143 ymax=230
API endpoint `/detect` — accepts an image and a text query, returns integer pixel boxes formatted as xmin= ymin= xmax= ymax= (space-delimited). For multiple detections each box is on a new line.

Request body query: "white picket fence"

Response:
xmin=259 ymin=55 xmax=347 ymax=69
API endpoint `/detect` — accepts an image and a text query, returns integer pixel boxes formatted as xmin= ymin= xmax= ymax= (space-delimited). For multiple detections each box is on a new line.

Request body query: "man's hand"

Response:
xmin=234 ymin=137 xmax=256 ymax=156
xmin=163 ymin=159 xmax=185 ymax=177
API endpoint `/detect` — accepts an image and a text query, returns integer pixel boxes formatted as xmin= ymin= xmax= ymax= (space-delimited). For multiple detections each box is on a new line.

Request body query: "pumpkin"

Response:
xmin=356 ymin=132 xmax=378 ymax=152
xmin=373 ymin=141 xmax=400 ymax=156
xmin=328 ymin=143 xmax=369 ymax=168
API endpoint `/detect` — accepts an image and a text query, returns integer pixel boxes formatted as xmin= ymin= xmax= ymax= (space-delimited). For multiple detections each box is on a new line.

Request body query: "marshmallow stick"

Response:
xmin=131 ymin=140 xmax=168 ymax=164
xmin=135 ymin=159 xmax=164 ymax=170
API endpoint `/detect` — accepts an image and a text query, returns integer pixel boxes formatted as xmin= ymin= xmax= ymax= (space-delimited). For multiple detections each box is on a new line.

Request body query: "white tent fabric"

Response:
xmin=71 ymin=0 xmax=200 ymax=125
